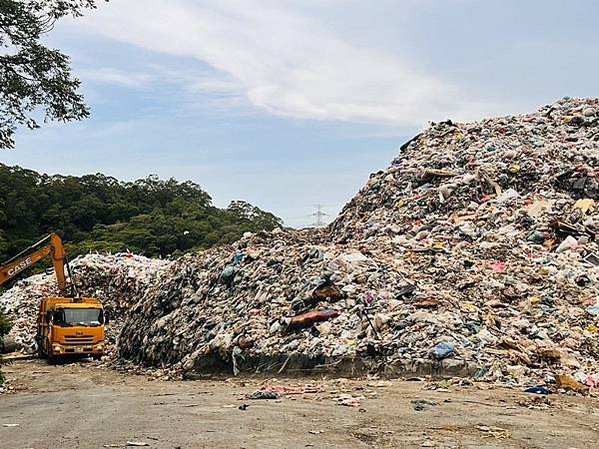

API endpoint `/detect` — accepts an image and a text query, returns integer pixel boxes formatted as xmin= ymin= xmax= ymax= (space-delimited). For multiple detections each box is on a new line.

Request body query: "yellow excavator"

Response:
xmin=0 ymin=233 xmax=108 ymax=363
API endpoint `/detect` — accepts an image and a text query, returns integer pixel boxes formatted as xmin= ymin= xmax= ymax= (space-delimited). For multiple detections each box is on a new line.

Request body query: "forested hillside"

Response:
xmin=0 ymin=164 xmax=283 ymax=262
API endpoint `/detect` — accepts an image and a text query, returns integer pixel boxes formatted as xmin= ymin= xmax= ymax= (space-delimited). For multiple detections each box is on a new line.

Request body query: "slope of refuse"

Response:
xmin=0 ymin=253 xmax=171 ymax=354
xmin=117 ymin=98 xmax=599 ymax=386
xmin=117 ymin=229 xmax=413 ymax=376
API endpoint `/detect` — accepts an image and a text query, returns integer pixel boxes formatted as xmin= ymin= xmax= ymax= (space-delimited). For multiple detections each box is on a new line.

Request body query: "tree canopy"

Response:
xmin=0 ymin=0 xmax=102 ymax=149
xmin=0 ymin=163 xmax=283 ymax=262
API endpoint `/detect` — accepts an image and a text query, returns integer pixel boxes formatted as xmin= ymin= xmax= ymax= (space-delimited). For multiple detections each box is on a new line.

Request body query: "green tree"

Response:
xmin=0 ymin=0 xmax=103 ymax=149
xmin=0 ymin=164 xmax=284 ymax=262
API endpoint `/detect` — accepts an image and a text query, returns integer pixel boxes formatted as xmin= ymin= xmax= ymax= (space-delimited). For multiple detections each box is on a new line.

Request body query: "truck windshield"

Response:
xmin=55 ymin=308 xmax=103 ymax=327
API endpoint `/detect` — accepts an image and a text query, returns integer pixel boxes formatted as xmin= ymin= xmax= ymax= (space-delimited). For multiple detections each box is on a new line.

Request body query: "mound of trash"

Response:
xmin=117 ymin=229 xmax=414 ymax=375
xmin=330 ymin=98 xmax=599 ymax=242
xmin=0 ymin=253 xmax=171 ymax=354
xmin=118 ymin=98 xmax=599 ymax=386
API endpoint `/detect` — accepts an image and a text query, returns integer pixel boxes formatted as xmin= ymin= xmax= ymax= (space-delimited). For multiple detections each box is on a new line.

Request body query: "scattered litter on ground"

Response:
xmin=246 ymin=390 xmax=280 ymax=400
xmin=476 ymin=425 xmax=512 ymax=439
xmin=103 ymin=441 xmax=154 ymax=448
xmin=411 ymin=399 xmax=438 ymax=411
xmin=524 ymin=386 xmax=550 ymax=395
xmin=334 ymin=394 xmax=365 ymax=407
xmin=516 ymin=396 xmax=553 ymax=410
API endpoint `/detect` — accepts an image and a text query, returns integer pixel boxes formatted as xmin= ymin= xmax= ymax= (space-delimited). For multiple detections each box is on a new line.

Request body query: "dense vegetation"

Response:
xmin=0 ymin=163 xmax=283 ymax=263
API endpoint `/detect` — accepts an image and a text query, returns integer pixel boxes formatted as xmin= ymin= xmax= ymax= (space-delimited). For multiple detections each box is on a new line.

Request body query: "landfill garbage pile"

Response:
xmin=330 ymin=98 xmax=599 ymax=243
xmin=325 ymin=97 xmax=599 ymax=384
xmin=0 ymin=253 xmax=171 ymax=354
xmin=117 ymin=98 xmax=599 ymax=387
xmin=117 ymin=229 xmax=416 ymax=376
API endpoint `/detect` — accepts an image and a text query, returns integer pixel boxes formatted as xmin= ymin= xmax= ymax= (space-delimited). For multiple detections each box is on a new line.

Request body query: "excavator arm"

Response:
xmin=0 ymin=233 xmax=68 ymax=294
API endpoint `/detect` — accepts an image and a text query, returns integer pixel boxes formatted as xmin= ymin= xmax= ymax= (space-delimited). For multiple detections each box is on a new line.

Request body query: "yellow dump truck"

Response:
xmin=0 ymin=233 xmax=108 ymax=363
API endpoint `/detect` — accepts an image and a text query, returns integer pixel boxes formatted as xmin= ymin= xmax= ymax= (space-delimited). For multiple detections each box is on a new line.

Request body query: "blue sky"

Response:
xmin=2 ymin=0 xmax=598 ymax=227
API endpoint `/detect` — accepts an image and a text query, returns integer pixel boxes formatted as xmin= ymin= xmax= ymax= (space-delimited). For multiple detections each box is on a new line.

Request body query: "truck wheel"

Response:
xmin=47 ymin=349 xmax=56 ymax=365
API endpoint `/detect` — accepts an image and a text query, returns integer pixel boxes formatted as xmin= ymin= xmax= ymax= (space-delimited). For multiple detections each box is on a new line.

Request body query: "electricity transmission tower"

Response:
xmin=310 ymin=204 xmax=329 ymax=228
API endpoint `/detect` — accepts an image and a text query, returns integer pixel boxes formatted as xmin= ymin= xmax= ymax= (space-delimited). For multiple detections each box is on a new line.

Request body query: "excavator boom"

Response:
xmin=0 ymin=233 xmax=68 ymax=294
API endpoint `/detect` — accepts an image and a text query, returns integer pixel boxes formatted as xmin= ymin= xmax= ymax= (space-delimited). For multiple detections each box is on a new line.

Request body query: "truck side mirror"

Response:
xmin=46 ymin=311 xmax=53 ymax=323
xmin=104 ymin=312 xmax=110 ymax=325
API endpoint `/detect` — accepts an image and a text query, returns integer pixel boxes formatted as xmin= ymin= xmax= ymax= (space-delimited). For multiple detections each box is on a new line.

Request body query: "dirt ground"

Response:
xmin=0 ymin=360 xmax=598 ymax=449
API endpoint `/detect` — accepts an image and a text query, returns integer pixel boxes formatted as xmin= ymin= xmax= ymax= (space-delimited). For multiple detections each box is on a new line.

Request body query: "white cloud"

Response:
xmin=68 ymin=0 xmax=491 ymax=127
xmin=78 ymin=67 xmax=154 ymax=88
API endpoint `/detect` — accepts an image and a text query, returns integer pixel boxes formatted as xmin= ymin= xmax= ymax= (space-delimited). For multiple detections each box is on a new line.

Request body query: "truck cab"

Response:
xmin=37 ymin=297 xmax=108 ymax=362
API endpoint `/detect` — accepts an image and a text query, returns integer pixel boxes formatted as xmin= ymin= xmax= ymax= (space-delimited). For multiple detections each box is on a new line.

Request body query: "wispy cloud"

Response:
xmin=67 ymin=0 xmax=492 ymax=127
xmin=78 ymin=67 xmax=154 ymax=88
